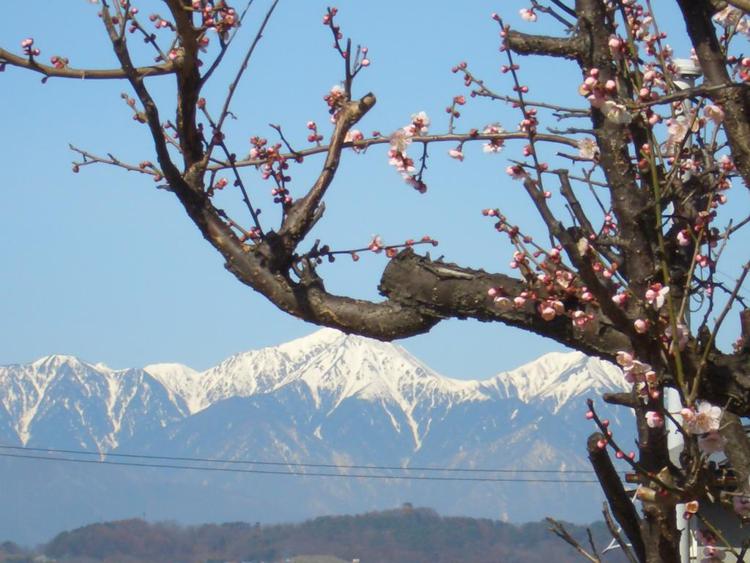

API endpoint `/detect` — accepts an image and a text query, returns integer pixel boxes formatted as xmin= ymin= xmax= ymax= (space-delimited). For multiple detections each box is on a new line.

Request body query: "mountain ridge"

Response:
xmin=0 ymin=329 xmax=633 ymax=545
xmin=0 ymin=329 xmax=627 ymax=450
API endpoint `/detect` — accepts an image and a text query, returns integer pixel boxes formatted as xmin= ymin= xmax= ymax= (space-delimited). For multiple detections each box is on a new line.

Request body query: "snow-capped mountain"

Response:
xmin=0 ymin=355 xmax=185 ymax=451
xmin=0 ymin=330 xmax=630 ymax=545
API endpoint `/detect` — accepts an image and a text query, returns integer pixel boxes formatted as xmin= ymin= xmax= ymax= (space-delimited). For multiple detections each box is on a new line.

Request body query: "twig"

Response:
xmin=0 ymin=47 xmax=174 ymax=80
xmin=201 ymin=0 xmax=256 ymax=86
xmin=601 ymin=504 xmax=639 ymax=563
xmin=205 ymin=0 xmax=281 ymax=163
xmin=209 ymin=131 xmax=580 ymax=171
xmin=546 ymin=518 xmax=601 ymax=562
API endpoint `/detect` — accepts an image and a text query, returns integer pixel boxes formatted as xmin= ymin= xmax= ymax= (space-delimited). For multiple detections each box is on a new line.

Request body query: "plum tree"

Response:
xmin=3 ymin=1 xmax=750 ymax=561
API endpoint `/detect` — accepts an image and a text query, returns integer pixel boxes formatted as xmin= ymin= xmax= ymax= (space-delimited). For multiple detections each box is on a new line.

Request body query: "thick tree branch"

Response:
xmin=505 ymin=30 xmax=585 ymax=60
xmin=720 ymin=411 xmax=750 ymax=500
xmin=380 ymin=250 xmax=630 ymax=360
xmin=278 ymin=93 xmax=376 ymax=256
xmin=577 ymin=0 xmax=657 ymax=296
xmin=100 ymin=4 xmax=183 ymax=187
xmin=165 ymin=0 xmax=206 ymax=168
xmin=587 ymin=432 xmax=646 ymax=563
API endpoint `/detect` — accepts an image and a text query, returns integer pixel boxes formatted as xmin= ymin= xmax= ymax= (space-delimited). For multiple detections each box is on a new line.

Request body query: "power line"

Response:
xmin=0 ymin=451 xmax=601 ymax=484
xmin=0 ymin=444 xmax=606 ymax=475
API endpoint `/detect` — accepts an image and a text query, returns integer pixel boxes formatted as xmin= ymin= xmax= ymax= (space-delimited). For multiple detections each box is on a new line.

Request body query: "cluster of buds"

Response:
xmin=192 ymin=1 xmax=238 ymax=37
xmin=518 ymin=108 xmax=537 ymax=135
xmin=120 ymin=93 xmax=147 ymax=123
xmin=344 ymin=129 xmax=364 ymax=153
xmin=148 ymin=13 xmax=174 ymax=30
xmin=483 ymin=124 xmax=505 ymax=153
xmin=50 ymin=55 xmax=69 ymax=69
xmin=615 ymin=351 xmax=660 ymax=400
xmin=386 ymin=112 xmax=431 ymax=192
xmin=207 ymin=177 xmax=228 ymax=198
xmin=21 ymin=38 xmax=40 ymax=57
xmin=324 ymin=85 xmax=347 ymax=120
xmin=445 ymin=95 xmax=465 ymax=119
xmin=306 ymin=121 xmax=324 ymax=145
xmin=451 ymin=61 xmax=474 ymax=88
xmin=248 ymin=137 xmax=294 ymax=205
xmin=322 ymin=7 xmax=341 ymax=37
xmin=314 ymin=235 xmax=437 ymax=264
xmin=578 ymin=68 xmax=632 ymax=125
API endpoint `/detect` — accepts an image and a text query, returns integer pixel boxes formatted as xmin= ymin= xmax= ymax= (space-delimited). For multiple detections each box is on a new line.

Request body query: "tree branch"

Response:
xmin=0 ymin=47 xmax=174 ymax=80
xmin=380 ymin=250 xmax=630 ymax=360
xmin=278 ymin=93 xmax=376 ymax=256
xmin=677 ymin=0 xmax=750 ymax=190
xmin=587 ymin=432 xmax=646 ymax=563
xmin=505 ymin=30 xmax=585 ymax=60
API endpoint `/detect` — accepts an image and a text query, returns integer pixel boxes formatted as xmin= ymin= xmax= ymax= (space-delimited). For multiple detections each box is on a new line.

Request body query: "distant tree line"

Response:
xmin=0 ymin=507 xmax=628 ymax=563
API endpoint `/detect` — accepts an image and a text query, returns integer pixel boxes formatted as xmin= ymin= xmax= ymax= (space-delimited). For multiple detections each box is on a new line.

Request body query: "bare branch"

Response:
xmin=0 ymin=47 xmax=174 ymax=80
xmin=278 ymin=93 xmax=376 ymax=256
xmin=215 ymin=131 xmax=580 ymax=171
xmin=587 ymin=432 xmax=646 ymax=562
xmin=546 ymin=518 xmax=601 ymax=562
xmin=602 ymin=504 xmax=640 ymax=563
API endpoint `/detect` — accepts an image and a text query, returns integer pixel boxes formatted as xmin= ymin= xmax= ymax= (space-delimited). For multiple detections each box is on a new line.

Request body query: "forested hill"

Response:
xmin=3 ymin=507 xmax=627 ymax=563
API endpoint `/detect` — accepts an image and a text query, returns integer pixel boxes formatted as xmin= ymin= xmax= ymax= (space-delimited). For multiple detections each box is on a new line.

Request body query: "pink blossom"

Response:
xmin=665 ymin=323 xmax=689 ymax=352
xmin=540 ymin=306 xmax=556 ymax=321
xmin=634 ymin=318 xmax=649 ymax=334
xmin=645 ymin=411 xmax=664 ymax=428
xmin=519 ymin=8 xmax=537 ymax=22
xmin=704 ymin=104 xmax=725 ymax=125
xmin=623 ymin=360 xmax=653 ymax=383
xmin=615 ymin=351 xmax=633 ymax=367
xmin=571 ymin=310 xmax=593 ymax=328
xmin=368 ymin=235 xmax=384 ymax=253
xmin=448 ymin=147 xmax=464 ymax=161
xmin=577 ymin=138 xmax=599 ymax=160
xmin=405 ymin=111 xmax=430 ymax=136
xmin=645 ymin=283 xmax=669 ymax=310
xmin=345 ymin=129 xmax=364 ymax=152
xmin=685 ymin=402 xmax=722 ymax=435
xmin=506 ymin=165 xmax=525 ymax=180
xmin=612 ymin=293 xmax=628 ymax=306
xmin=677 ymin=230 xmax=690 ymax=247
xmin=608 ymin=36 xmax=623 ymax=54
xmin=713 ymin=5 xmax=744 ymax=27
xmin=482 ymin=124 xmax=505 ymax=153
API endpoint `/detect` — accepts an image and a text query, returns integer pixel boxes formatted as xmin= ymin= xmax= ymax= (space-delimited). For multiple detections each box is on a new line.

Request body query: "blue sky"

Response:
xmin=2 ymin=0 xmax=742 ymax=377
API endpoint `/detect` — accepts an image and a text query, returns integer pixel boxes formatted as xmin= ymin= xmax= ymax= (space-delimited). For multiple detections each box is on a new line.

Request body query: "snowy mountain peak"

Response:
xmin=487 ymin=351 xmax=625 ymax=412
xmin=2 ymin=329 xmax=625 ymax=451
xmin=31 ymin=354 xmax=86 ymax=370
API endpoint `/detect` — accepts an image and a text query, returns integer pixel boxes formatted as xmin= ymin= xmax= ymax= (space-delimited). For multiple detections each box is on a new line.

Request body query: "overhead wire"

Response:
xmin=0 ymin=444 xmax=614 ymax=483
xmin=0 ymin=443 xmax=608 ymax=474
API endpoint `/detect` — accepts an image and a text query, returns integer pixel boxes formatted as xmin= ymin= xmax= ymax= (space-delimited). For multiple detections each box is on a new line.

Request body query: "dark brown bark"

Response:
xmin=588 ymin=432 xmax=646 ymax=562
xmin=677 ymin=0 xmax=750 ymax=188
